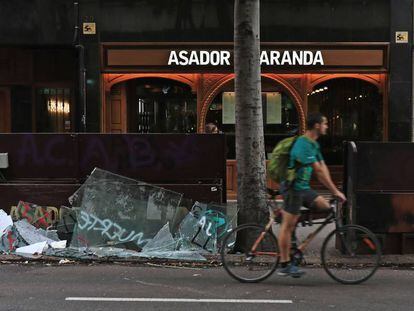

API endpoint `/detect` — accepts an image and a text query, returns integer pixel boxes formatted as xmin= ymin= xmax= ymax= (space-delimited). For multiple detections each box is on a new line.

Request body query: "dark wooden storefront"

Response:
xmin=0 ymin=133 xmax=227 ymax=212
xmin=0 ymin=48 xmax=77 ymax=133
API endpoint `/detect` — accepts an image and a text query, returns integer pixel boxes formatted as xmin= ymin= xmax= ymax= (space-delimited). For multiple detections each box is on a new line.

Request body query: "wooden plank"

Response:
xmin=0 ymin=88 xmax=11 ymax=133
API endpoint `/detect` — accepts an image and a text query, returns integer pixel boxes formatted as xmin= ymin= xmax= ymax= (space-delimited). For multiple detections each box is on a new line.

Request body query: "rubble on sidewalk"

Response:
xmin=15 ymin=220 xmax=58 ymax=245
xmin=15 ymin=241 xmax=48 ymax=256
xmin=0 ymin=210 xmax=13 ymax=233
xmin=11 ymin=201 xmax=59 ymax=230
xmin=0 ymin=168 xmax=236 ymax=263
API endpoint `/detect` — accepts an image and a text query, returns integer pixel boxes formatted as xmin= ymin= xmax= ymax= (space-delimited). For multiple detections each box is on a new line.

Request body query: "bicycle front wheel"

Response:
xmin=221 ymin=224 xmax=280 ymax=283
xmin=321 ymin=224 xmax=381 ymax=284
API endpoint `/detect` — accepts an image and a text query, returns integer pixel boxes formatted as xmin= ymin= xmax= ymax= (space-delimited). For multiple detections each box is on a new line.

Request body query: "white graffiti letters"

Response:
xmin=198 ymin=216 xmax=213 ymax=237
xmin=77 ymin=211 xmax=150 ymax=246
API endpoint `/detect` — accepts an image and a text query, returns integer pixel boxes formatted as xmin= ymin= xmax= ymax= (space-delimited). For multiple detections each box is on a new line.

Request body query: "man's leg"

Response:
xmin=311 ymin=195 xmax=330 ymax=211
xmin=278 ymin=210 xmax=300 ymax=263
xmin=278 ymin=189 xmax=307 ymax=278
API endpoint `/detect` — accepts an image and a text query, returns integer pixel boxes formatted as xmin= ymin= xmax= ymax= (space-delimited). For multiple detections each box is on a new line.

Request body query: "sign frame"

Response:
xmin=101 ymin=42 xmax=389 ymax=73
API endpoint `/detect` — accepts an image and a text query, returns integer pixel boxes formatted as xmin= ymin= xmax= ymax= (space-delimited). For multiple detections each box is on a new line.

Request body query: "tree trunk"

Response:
xmin=234 ymin=0 xmax=266 ymax=225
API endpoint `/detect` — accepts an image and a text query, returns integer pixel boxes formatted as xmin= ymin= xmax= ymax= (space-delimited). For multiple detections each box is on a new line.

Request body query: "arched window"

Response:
xmin=126 ymin=78 xmax=197 ymax=133
xmin=205 ymin=77 xmax=299 ymax=159
xmin=308 ymin=78 xmax=383 ymax=164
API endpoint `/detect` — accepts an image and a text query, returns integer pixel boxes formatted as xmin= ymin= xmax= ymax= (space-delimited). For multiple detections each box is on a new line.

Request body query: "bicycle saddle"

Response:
xmin=266 ymin=188 xmax=280 ymax=197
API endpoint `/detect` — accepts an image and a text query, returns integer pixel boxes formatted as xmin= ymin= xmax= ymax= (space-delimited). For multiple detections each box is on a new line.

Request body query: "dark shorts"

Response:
xmin=281 ymin=186 xmax=319 ymax=216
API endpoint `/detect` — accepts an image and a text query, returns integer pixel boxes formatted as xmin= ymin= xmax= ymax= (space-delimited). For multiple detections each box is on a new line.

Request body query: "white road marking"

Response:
xmin=65 ymin=297 xmax=293 ymax=304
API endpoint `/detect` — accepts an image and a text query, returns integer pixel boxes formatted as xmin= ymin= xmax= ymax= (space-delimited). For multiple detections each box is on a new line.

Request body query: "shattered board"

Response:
xmin=179 ymin=202 xmax=236 ymax=253
xmin=136 ymin=223 xmax=207 ymax=261
xmin=14 ymin=220 xmax=58 ymax=245
xmin=0 ymin=226 xmax=23 ymax=253
xmin=70 ymin=168 xmax=182 ymax=250
xmin=11 ymin=201 xmax=59 ymax=229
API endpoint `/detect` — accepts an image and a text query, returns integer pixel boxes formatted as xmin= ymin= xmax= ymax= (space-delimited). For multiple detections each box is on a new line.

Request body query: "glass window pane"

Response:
xmin=124 ymin=78 xmax=197 ymax=134
xmin=266 ymin=92 xmax=282 ymax=124
xmin=36 ymin=87 xmax=72 ymax=133
xmin=11 ymin=86 xmax=32 ymax=133
xmin=222 ymin=92 xmax=235 ymax=124
xmin=308 ymin=78 xmax=383 ymax=164
xmin=205 ymin=78 xmax=299 ymax=159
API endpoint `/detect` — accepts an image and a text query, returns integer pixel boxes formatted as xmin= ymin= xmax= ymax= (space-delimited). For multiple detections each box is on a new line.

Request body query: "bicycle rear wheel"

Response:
xmin=221 ymin=224 xmax=279 ymax=283
xmin=321 ymin=224 xmax=381 ymax=284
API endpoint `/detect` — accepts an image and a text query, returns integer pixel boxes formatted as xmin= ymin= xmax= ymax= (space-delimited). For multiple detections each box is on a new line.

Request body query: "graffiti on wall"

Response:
xmin=10 ymin=201 xmax=59 ymax=229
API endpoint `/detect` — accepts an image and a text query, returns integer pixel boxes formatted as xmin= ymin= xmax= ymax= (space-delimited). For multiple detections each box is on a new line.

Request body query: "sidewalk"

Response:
xmin=1 ymin=252 xmax=413 ymax=268
xmin=1 ymin=218 xmax=414 ymax=269
xmin=1 ymin=200 xmax=413 ymax=268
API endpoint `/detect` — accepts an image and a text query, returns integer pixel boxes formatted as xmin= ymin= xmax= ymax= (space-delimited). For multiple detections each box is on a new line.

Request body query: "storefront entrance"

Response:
xmin=0 ymin=48 xmax=76 ymax=133
xmin=101 ymin=42 xmax=389 ymax=199
xmin=125 ymin=78 xmax=197 ymax=134
xmin=309 ymin=78 xmax=384 ymax=164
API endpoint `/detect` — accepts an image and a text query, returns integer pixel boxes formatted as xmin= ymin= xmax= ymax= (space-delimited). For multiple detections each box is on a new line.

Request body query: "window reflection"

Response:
xmin=36 ymin=88 xmax=72 ymax=132
xmin=206 ymin=79 xmax=299 ymax=159
xmin=127 ymin=78 xmax=197 ymax=133
xmin=308 ymin=78 xmax=383 ymax=164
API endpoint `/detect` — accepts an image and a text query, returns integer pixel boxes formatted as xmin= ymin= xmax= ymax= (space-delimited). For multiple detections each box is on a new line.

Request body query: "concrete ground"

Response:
xmin=0 ymin=263 xmax=413 ymax=311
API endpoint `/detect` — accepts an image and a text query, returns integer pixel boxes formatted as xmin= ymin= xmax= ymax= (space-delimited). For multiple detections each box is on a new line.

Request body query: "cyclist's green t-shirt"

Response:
xmin=289 ymin=135 xmax=324 ymax=191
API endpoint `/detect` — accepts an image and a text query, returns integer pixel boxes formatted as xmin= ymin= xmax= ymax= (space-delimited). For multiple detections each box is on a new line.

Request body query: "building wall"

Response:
xmin=0 ymin=1 xmax=390 ymax=44
xmin=0 ymin=0 xmax=411 ymax=140
xmin=389 ymin=0 xmax=413 ymax=141
xmin=97 ymin=0 xmax=390 ymax=42
xmin=0 ymin=0 xmax=74 ymax=45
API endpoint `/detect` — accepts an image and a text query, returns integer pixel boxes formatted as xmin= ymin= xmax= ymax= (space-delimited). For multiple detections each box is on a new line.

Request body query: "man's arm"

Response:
xmin=312 ymin=161 xmax=346 ymax=202
xmin=319 ymin=161 xmax=333 ymax=182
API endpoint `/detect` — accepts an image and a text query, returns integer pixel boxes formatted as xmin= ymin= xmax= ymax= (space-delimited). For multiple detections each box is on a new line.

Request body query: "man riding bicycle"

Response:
xmin=277 ymin=112 xmax=347 ymax=278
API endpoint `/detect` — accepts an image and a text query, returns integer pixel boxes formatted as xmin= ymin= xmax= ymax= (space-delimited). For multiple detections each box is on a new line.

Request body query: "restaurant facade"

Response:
xmin=0 ymin=0 xmax=412 ymax=198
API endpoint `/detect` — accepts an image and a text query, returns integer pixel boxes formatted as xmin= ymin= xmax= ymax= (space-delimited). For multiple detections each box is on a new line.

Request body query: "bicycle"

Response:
xmin=221 ymin=188 xmax=382 ymax=285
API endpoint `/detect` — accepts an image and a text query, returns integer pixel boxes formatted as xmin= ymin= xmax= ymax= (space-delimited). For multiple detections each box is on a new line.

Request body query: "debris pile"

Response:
xmin=0 ymin=168 xmax=236 ymax=262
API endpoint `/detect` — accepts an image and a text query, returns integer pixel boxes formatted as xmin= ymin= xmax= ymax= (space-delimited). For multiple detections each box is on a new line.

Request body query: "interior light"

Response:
xmin=47 ymin=97 xmax=70 ymax=114
xmin=162 ymin=86 xmax=171 ymax=94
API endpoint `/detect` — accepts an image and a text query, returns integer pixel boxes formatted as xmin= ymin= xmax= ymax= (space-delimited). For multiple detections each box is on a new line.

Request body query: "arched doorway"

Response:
xmin=107 ymin=77 xmax=197 ymax=133
xmin=308 ymin=78 xmax=383 ymax=164
xmin=204 ymin=76 xmax=300 ymax=158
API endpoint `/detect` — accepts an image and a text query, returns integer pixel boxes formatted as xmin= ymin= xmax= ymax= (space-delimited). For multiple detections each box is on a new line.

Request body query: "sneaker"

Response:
xmin=277 ymin=264 xmax=306 ymax=278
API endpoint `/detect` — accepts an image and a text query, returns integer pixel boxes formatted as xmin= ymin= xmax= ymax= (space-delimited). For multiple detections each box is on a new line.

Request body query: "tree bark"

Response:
xmin=234 ymin=0 xmax=266 ymax=225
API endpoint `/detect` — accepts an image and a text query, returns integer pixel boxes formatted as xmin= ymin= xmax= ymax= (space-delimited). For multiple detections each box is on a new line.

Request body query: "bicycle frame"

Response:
xmin=251 ymin=205 xmax=337 ymax=256
xmin=222 ymin=195 xmax=381 ymax=285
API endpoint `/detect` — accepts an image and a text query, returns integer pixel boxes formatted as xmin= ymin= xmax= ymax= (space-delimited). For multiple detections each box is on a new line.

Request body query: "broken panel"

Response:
xmin=70 ymin=168 xmax=183 ymax=250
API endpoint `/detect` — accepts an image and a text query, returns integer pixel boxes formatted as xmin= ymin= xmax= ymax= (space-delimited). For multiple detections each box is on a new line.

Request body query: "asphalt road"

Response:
xmin=0 ymin=263 xmax=413 ymax=311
